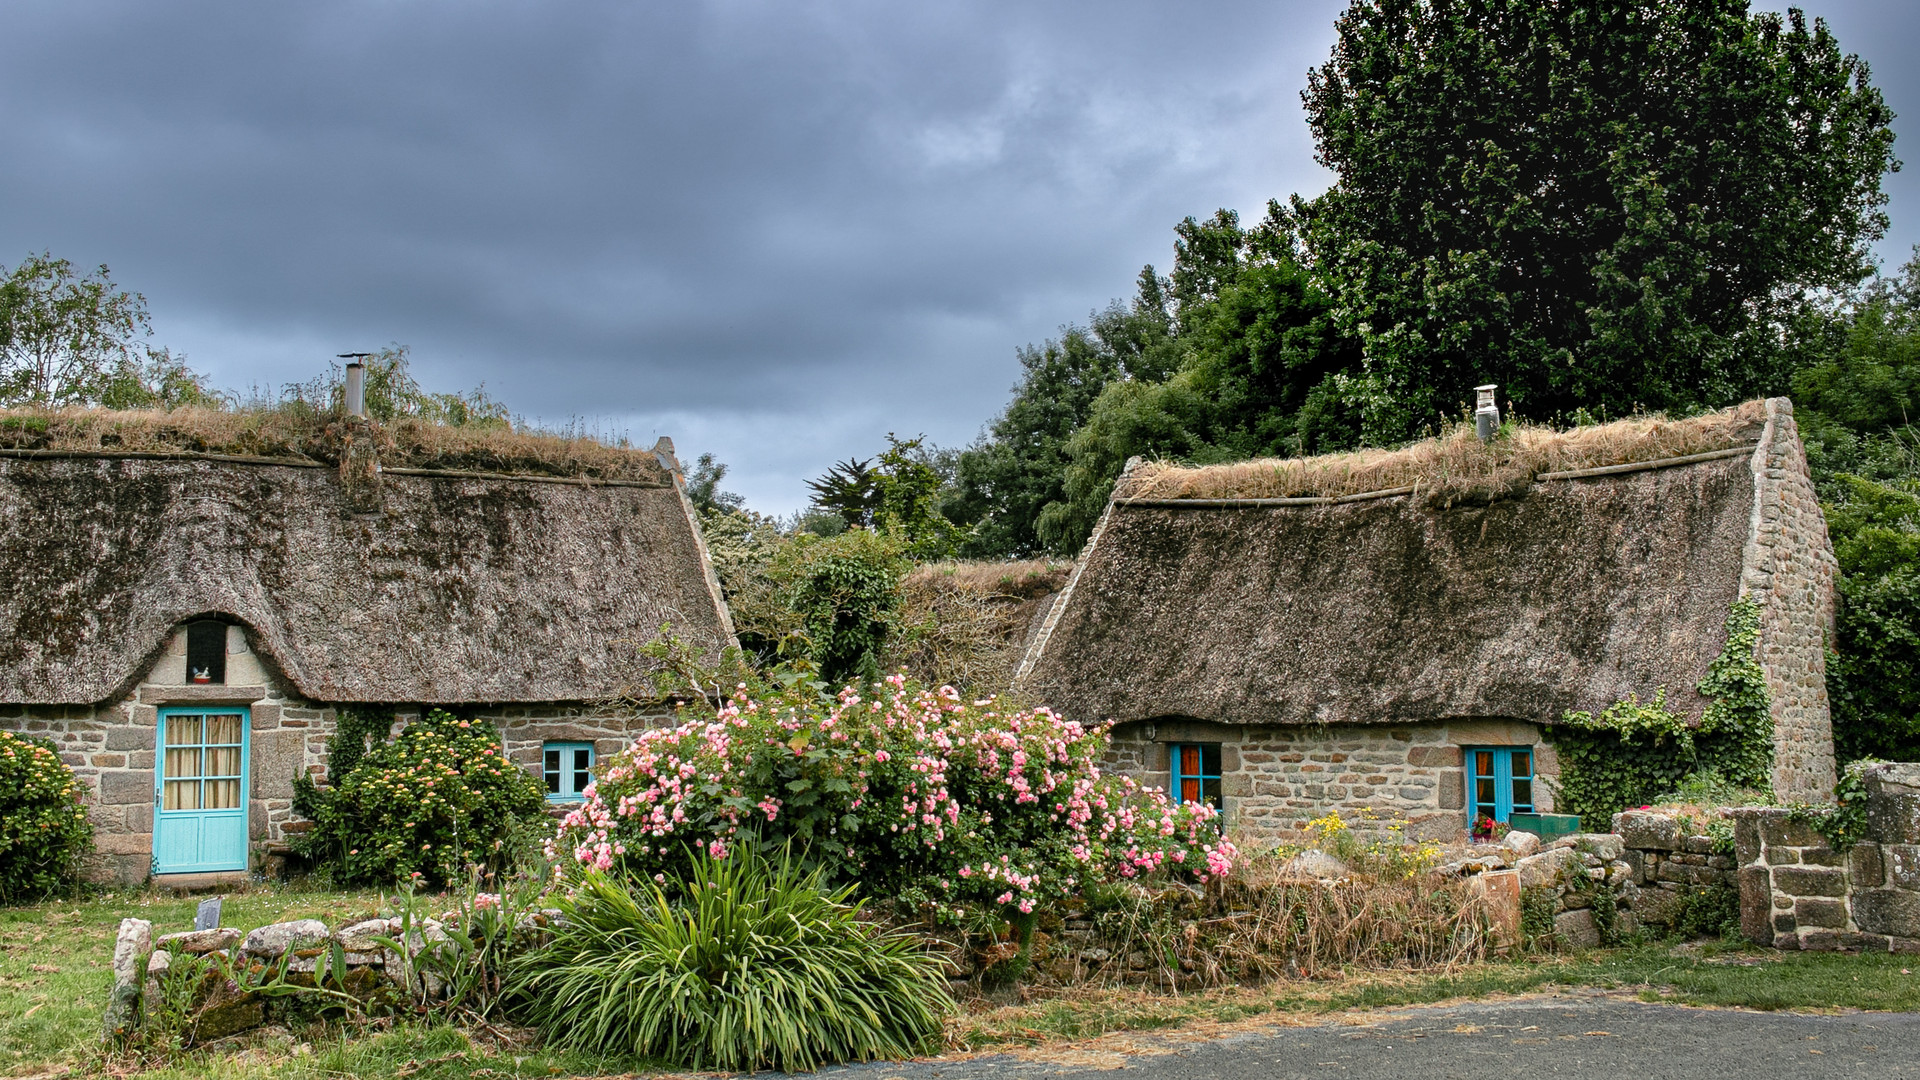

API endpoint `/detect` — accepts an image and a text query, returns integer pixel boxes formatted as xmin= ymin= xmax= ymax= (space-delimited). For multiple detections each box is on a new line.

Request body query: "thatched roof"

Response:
xmin=0 ymin=449 xmax=735 ymax=705
xmin=1015 ymin=399 xmax=1794 ymax=729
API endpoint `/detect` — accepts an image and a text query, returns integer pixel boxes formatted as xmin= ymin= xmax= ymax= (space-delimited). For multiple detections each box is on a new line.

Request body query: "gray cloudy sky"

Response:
xmin=3 ymin=1 xmax=1915 ymax=514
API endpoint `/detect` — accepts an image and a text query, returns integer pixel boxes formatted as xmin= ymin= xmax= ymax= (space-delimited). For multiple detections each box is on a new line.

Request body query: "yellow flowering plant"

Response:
xmin=0 ymin=730 xmax=92 ymax=902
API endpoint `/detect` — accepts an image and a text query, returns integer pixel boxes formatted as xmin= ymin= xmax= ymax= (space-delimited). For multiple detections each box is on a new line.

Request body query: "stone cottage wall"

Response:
xmin=1742 ymin=400 xmax=1839 ymax=802
xmin=1734 ymin=764 xmax=1920 ymax=952
xmin=0 ymin=624 xmax=673 ymax=884
xmin=1105 ymin=718 xmax=1559 ymax=844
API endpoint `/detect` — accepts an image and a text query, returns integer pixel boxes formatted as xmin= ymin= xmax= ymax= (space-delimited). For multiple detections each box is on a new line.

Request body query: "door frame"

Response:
xmin=153 ymin=705 xmax=252 ymax=875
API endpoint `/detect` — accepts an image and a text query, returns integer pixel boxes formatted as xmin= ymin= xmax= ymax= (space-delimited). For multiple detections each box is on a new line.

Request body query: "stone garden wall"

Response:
xmin=1734 ymin=763 xmax=1920 ymax=952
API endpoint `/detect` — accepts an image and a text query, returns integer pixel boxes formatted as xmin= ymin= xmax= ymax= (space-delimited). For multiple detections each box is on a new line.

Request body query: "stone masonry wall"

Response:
xmin=1 ymin=625 xmax=672 ymax=885
xmin=1734 ymin=764 xmax=1920 ymax=952
xmin=1743 ymin=399 xmax=1839 ymax=802
xmin=1106 ymin=718 xmax=1558 ymax=844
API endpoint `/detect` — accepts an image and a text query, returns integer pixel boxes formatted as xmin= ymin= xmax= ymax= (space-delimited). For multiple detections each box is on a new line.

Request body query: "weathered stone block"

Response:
xmin=1772 ymin=866 xmax=1847 ymax=897
xmin=103 ymin=917 xmax=151 ymax=1039
xmin=1555 ymin=908 xmax=1602 ymax=949
xmin=1853 ymin=889 xmax=1920 ymax=939
xmin=1853 ymin=843 xmax=1887 ymax=888
xmin=1614 ymin=810 xmax=1681 ymax=852
xmin=1863 ymin=763 xmax=1920 ymax=845
xmin=99 ymin=771 xmax=151 ymax=805
xmin=1406 ymin=745 xmax=1461 ymax=768
xmin=1885 ymin=845 xmax=1920 ymax=891
xmin=1761 ymin=816 xmax=1826 ymax=848
xmin=1438 ymin=771 xmax=1463 ymax=810
xmin=157 ymin=927 xmax=241 ymax=955
xmin=1800 ymin=929 xmax=1841 ymax=952
xmin=243 ymin=919 xmax=329 ymax=957
xmin=106 ymin=727 xmax=155 ymax=751
xmin=1793 ymin=898 xmax=1848 ymax=929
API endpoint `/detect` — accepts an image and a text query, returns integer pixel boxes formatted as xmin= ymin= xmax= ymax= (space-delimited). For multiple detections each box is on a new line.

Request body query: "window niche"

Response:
xmin=185 ymin=620 xmax=227 ymax=685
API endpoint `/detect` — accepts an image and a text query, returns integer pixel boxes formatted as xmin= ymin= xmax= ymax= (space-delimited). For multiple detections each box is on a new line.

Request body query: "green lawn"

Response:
xmin=6 ymin=888 xmax=1920 ymax=1079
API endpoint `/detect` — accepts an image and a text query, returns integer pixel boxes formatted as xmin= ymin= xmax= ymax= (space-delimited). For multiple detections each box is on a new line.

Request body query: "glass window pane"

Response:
xmin=572 ymin=770 xmax=590 ymax=794
xmin=544 ymin=749 xmax=560 ymax=773
xmin=166 ymin=746 xmax=202 ymax=779
xmin=573 ymin=748 xmax=592 ymax=772
xmin=1511 ymin=750 xmax=1531 ymax=777
xmin=1201 ymin=744 xmax=1220 ymax=776
xmin=206 ymin=714 xmax=243 ymax=745
xmin=1180 ymin=745 xmax=1199 ymax=776
xmin=545 ymin=772 xmax=560 ymax=794
xmin=164 ymin=779 xmax=201 ymax=810
xmin=206 ymin=779 xmax=241 ymax=809
xmin=1476 ymin=777 xmax=1496 ymax=804
xmin=1180 ymin=778 xmax=1200 ymax=804
xmin=206 ymin=746 xmax=242 ymax=779
xmin=1202 ymin=778 xmax=1221 ymax=808
xmin=166 ymin=716 xmax=203 ymax=747
xmin=1475 ymin=750 xmax=1494 ymax=777
xmin=1512 ymin=778 xmax=1534 ymax=810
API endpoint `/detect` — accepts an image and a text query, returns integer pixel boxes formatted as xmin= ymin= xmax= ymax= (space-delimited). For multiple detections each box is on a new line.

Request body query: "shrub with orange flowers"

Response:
xmin=550 ymin=675 xmax=1236 ymax=912
xmin=292 ymin=710 xmax=545 ymax=886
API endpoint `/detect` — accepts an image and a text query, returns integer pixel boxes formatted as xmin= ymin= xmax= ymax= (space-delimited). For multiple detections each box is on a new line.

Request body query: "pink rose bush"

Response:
xmin=550 ymin=675 xmax=1235 ymax=910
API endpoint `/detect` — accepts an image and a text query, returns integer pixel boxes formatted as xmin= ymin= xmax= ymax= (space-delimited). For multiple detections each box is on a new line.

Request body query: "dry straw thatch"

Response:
xmin=0 ymin=405 xmax=670 ymax=482
xmin=1119 ymin=399 xmax=1768 ymax=505
xmin=886 ymin=559 xmax=1072 ymax=695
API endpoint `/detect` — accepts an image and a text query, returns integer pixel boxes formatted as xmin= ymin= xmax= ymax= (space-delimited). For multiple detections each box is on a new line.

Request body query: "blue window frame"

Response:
xmin=1466 ymin=746 xmax=1535 ymax=824
xmin=1170 ymin=742 xmax=1222 ymax=811
xmin=544 ymin=742 xmax=594 ymax=802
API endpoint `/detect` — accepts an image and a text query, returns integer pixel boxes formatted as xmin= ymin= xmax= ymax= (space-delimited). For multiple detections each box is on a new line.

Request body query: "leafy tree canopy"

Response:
xmin=1303 ymin=0 xmax=1899 ymax=442
xmin=0 ymin=252 xmax=180 ymax=408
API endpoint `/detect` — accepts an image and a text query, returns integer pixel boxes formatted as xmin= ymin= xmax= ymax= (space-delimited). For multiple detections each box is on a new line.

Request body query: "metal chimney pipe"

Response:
xmin=338 ymin=352 xmax=372 ymax=418
xmin=344 ymin=362 xmax=366 ymax=418
xmin=1474 ymin=384 xmax=1500 ymax=443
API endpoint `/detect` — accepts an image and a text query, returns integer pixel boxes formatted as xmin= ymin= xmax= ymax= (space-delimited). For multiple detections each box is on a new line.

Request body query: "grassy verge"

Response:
xmin=7 ymin=887 xmax=1920 ymax=1079
xmin=953 ymin=944 xmax=1920 ymax=1050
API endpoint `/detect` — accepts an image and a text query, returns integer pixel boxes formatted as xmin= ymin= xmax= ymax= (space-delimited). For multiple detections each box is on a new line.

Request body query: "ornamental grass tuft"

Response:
xmin=509 ymin=848 xmax=954 ymax=1072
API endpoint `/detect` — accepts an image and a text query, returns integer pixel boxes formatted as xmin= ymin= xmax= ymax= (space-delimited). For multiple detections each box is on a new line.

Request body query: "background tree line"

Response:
xmin=5 ymin=1 xmax=1916 ymax=765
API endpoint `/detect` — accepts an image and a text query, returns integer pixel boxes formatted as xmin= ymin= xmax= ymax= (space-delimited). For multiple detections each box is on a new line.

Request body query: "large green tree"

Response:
xmin=1304 ymin=1 xmax=1899 ymax=441
xmin=946 ymin=270 xmax=1179 ymax=556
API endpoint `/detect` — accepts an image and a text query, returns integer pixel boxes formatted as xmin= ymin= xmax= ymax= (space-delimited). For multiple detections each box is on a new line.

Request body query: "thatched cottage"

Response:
xmin=1015 ymin=398 xmax=1836 ymax=842
xmin=0 ymin=409 xmax=735 ymax=885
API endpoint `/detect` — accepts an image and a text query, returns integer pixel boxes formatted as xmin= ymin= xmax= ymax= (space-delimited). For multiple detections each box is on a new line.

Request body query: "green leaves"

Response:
xmin=0 ymin=731 xmax=91 ymax=904
xmin=1549 ymin=600 xmax=1773 ymax=821
xmin=1303 ymin=0 xmax=1897 ymax=437
xmin=508 ymin=850 xmax=953 ymax=1071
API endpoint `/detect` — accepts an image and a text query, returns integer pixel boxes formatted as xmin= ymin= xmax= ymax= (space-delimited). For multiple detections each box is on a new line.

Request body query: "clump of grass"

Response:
xmin=508 ymin=850 xmax=954 ymax=1072
xmin=1121 ymin=399 xmax=1767 ymax=504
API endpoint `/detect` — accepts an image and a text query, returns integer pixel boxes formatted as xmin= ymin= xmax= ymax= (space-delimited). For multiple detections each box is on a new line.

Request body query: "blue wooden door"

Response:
xmin=153 ymin=708 xmax=250 ymax=874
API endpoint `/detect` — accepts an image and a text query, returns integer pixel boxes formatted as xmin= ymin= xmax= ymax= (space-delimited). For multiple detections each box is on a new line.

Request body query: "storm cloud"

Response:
xmin=1 ymin=1 xmax=1912 ymax=513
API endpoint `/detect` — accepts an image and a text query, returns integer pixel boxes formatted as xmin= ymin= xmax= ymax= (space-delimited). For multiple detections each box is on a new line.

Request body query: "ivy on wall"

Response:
xmin=1546 ymin=600 xmax=1773 ymax=822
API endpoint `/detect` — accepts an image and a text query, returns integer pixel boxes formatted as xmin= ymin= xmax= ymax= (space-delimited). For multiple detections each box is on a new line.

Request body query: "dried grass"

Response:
xmin=1121 ymin=399 xmax=1769 ymax=504
xmin=885 ymin=560 xmax=1072 ymax=695
xmin=0 ymin=405 xmax=670 ymax=481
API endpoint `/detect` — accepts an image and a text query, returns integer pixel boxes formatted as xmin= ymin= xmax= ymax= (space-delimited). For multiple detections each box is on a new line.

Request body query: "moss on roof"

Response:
xmin=0 ymin=406 xmax=672 ymax=483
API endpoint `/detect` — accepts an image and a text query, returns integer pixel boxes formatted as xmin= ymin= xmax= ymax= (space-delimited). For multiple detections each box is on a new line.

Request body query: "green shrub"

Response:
xmin=291 ymin=710 xmax=546 ymax=886
xmin=1548 ymin=600 xmax=1774 ymax=821
xmin=0 ymin=731 xmax=92 ymax=903
xmin=509 ymin=850 xmax=952 ymax=1071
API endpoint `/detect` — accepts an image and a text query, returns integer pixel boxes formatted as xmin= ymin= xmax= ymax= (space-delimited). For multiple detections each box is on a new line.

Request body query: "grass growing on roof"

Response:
xmin=1121 ymin=398 xmax=1768 ymax=504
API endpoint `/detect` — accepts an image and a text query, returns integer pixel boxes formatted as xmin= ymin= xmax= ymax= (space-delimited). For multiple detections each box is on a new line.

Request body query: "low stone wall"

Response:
xmin=103 ymin=909 xmax=511 ymax=1044
xmin=1733 ymin=763 xmax=1920 ymax=952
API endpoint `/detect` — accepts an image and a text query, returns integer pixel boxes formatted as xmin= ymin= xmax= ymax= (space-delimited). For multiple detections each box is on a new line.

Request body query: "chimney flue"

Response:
xmin=1474 ymin=384 xmax=1500 ymax=443
xmin=338 ymin=352 xmax=371 ymax=418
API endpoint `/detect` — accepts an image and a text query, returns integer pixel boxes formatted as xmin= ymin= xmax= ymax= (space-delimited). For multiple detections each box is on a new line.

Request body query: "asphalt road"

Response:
xmin=828 ymin=994 xmax=1920 ymax=1080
